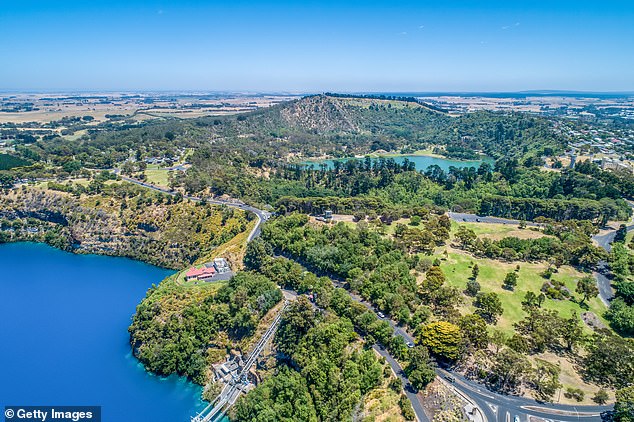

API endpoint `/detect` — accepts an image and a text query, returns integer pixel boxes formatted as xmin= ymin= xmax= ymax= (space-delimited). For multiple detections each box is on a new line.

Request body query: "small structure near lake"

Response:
xmin=184 ymin=257 xmax=233 ymax=282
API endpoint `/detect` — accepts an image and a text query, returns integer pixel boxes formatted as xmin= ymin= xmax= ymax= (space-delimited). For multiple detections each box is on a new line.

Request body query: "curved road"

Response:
xmin=335 ymin=279 xmax=611 ymax=422
xmin=592 ymin=223 xmax=633 ymax=304
xmin=118 ymin=176 xmax=613 ymax=422
xmin=115 ymin=173 xmax=271 ymax=241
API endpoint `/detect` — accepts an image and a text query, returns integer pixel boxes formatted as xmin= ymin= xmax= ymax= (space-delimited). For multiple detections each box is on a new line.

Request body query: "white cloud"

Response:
xmin=501 ymin=22 xmax=520 ymax=30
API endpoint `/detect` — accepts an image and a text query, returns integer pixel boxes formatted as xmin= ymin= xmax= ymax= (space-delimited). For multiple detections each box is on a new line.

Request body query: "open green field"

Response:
xmin=374 ymin=217 xmax=549 ymax=241
xmin=450 ymin=220 xmax=549 ymax=241
xmin=322 ymin=217 xmax=608 ymax=335
xmin=144 ymin=164 xmax=170 ymax=186
xmin=435 ymin=249 xmax=607 ymax=334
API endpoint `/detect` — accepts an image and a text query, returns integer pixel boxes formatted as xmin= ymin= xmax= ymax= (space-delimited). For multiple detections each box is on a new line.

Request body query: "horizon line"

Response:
xmin=2 ymin=89 xmax=634 ymax=97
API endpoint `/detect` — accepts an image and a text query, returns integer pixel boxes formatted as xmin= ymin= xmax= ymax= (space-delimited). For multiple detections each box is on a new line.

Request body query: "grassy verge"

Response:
xmin=434 ymin=249 xmax=607 ymax=335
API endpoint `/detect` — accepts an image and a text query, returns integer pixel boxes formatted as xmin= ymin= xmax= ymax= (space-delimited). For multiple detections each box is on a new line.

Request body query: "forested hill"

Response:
xmin=194 ymin=94 xmax=565 ymax=160
xmin=7 ymin=94 xmax=567 ymax=178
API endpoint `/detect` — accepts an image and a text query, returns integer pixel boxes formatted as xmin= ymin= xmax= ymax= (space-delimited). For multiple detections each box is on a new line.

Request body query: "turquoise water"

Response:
xmin=303 ymin=154 xmax=493 ymax=171
xmin=0 ymin=242 xmax=210 ymax=422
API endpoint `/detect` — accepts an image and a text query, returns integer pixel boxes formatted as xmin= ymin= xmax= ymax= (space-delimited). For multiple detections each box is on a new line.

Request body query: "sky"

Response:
xmin=1 ymin=0 xmax=633 ymax=92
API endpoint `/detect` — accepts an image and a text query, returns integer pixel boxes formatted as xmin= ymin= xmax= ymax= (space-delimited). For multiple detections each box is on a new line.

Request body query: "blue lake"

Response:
xmin=303 ymin=154 xmax=493 ymax=171
xmin=0 ymin=242 xmax=209 ymax=422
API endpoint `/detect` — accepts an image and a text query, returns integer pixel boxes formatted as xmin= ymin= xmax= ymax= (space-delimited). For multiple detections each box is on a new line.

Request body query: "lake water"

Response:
xmin=0 ymin=242 xmax=210 ymax=422
xmin=303 ymin=154 xmax=493 ymax=171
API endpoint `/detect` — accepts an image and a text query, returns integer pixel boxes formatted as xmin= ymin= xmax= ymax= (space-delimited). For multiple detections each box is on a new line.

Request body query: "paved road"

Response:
xmin=336 ymin=279 xmax=610 ymax=422
xmin=440 ymin=370 xmax=609 ymax=422
xmin=119 ymin=179 xmax=612 ymax=421
xmin=115 ymin=173 xmax=271 ymax=242
xmin=332 ymin=279 xmax=609 ymax=421
xmin=448 ymin=212 xmax=538 ymax=227
xmin=593 ymin=223 xmax=634 ymax=253
xmin=374 ymin=345 xmax=431 ymax=422
xmin=591 ymin=222 xmax=633 ymax=304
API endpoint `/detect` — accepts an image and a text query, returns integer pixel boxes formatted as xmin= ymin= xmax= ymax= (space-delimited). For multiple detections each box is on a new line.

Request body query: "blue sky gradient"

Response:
xmin=1 ymin=0 xmax=633 ymax=92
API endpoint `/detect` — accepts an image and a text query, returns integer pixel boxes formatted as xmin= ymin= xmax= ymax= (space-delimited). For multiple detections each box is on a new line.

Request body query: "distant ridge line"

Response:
xmin=323 ymin=92 xmax=449 ymax=113
xmin=332 ymin=91 xmax=634 ymax=99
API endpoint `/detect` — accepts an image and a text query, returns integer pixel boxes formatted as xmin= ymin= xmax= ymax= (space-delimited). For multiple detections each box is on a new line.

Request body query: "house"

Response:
xmin=213 ymin=258 xmax=231 ymax=274
xmin=185 ymin=266 xmax=216 ymax=281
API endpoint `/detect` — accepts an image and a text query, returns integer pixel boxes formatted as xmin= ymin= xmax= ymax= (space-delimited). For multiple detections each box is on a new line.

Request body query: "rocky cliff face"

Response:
xmin=0 ymin=186 xmax=249 ymax=269
xmin=278 ymin=95 xmax=361 ymax=132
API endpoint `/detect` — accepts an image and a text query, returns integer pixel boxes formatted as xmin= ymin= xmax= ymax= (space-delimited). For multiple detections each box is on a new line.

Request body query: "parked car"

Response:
xmin=377 ymin=312 xmax=385 ymax=319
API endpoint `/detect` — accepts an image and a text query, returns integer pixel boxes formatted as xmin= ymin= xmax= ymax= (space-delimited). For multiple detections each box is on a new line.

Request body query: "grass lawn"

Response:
xmin=350 ymin=218 xmax=549 ymax=241
xmin=450 ymin=221 xmax=549 ymax=241
xmin=144 ymin=164 xmax=170 ymax=187
xmin=434 ymin=249 xmax=608 ymax=334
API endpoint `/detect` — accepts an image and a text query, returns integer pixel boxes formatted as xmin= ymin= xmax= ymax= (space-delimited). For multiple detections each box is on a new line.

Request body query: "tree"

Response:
xmin=62 ymin=160 xmax=82 ymax=174
xmin=490 ymin=330 xmax=507 ymax=354
xmin=576 ymin=276 xmax=599 ymax=306
xmin=455 ymin=226 xmax=477 ymax=249
xmin=474 ymin=292 xmax=504 ymax=324
xmin=583 ymin=331 xmax=634 ymax=389
xmin=232 ymin=366 xmax=318 ymax=422
xmin=503 ymin=271 xmax=519 ymax=290
xmin=561 ymin=313 xmax=584 ymax=352
xmin=121 ymin=160 xmax=136 ymax=175
xmin=514 ymin=308 xmax=565 ymax=353
xmin=465 ymin=279 xmax=481 ymax=297
xmin=616 ymin=281 xmax=634 ymax=305
xmin=615 ymin=224 xmax=628 ymax=243
xmin=564 ymin=387 xmax=585 ymax=402
xmin=532 ymin=359 xmax=562 ymax=403
xmin=419 ymin=266 xmax=446 ymax=301
xmin=490 ymin=348 xmax=531 ymax=394
xmin=471 ymin=263 xmax=480 ymax=280
xmin=458 ymin=314 xmax=489 ymax=350
xmin=606 ymin=298 xmax=634 ymax=335
xmin=389 ymin=377 xmax=402 ymax=392
xmin=244 ymin=238 xmax=273 ymax=270
xmin=399 ymin=394 xmax=416 ymax=421
xmin=521 ymin=291 xmax=545 ymax=310
xmin=405 ymin=346 xmax=436 ymax=390
xmin=615 ymin=386 xmax=634 ymax=422
xmin=275 ymin=298 xmax=317 ymax=356
xmin=418 ymin=321 xmax=462 ymax=361
xmin=592 ymin=389 xmax=609 ymax=405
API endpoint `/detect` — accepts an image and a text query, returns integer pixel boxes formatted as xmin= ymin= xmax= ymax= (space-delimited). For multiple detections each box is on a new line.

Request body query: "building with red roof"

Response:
xmin=185 ymin=266 xmax=216 ymax=281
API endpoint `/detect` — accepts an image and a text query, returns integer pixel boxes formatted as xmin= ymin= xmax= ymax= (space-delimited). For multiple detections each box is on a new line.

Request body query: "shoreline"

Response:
xmin=297 ymin=149 xmax=492 ymax=165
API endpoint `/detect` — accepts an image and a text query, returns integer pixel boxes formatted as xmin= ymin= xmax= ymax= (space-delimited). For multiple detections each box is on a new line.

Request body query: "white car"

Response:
xmin=377 ymin=312 xmax=385 ymax=319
